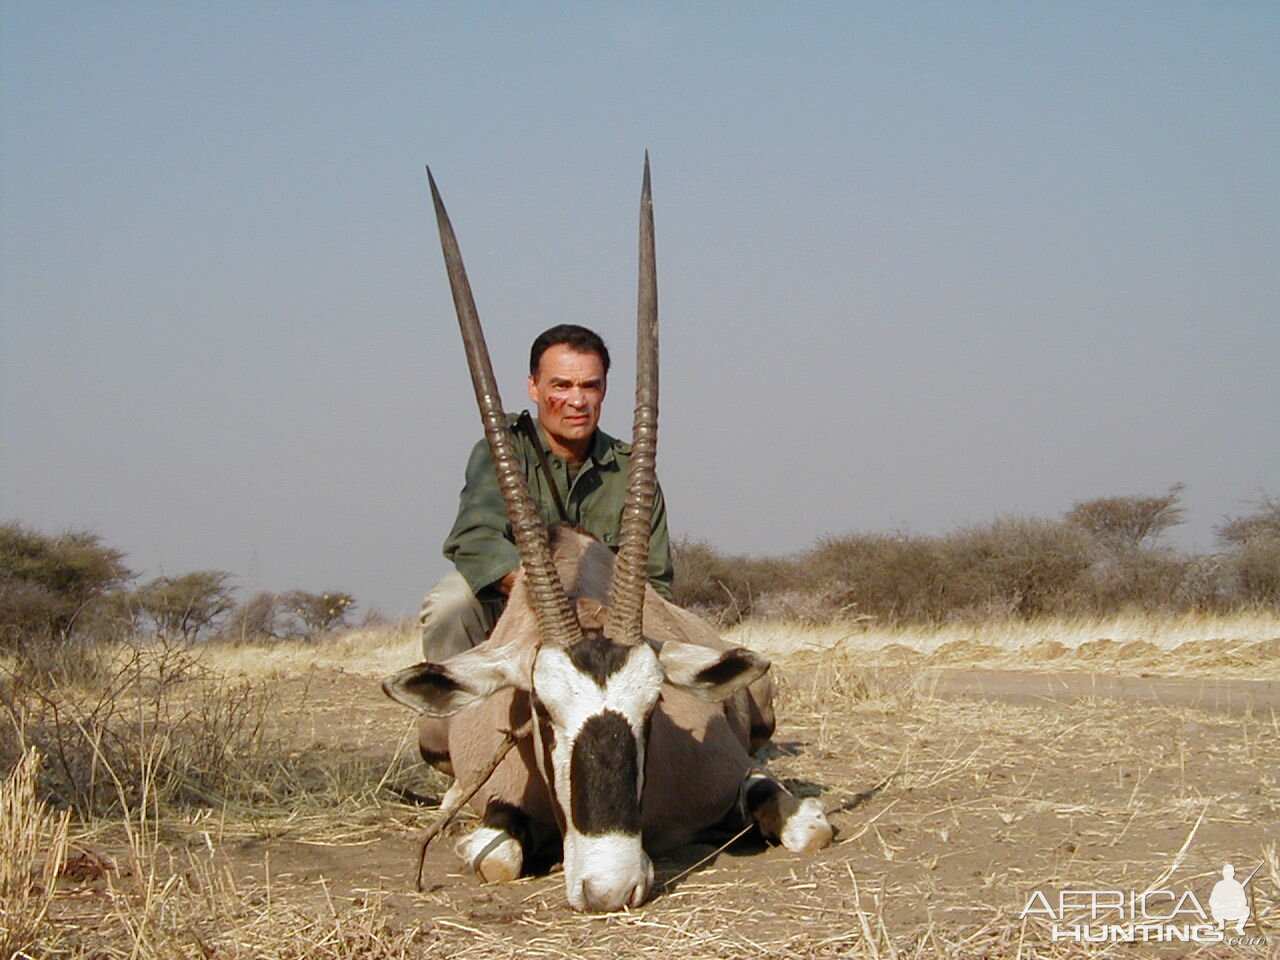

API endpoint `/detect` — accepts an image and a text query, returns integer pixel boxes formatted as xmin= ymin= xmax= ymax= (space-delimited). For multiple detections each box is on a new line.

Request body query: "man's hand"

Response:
xmin=497 ymin=571 xmax=519 ymax=596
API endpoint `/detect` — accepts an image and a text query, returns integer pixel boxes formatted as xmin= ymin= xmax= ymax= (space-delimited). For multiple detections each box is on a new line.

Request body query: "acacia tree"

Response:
xmin=280 ymin=590 xmax=355 ymax=637
xmin=133 ymin=571 xmax=236 ymax=641
xmin=0 ymin=522 xmax=132 ymax=650
xmin=222 ymin=591 xmax=285 ymax=642
xmin=1217 ymin=496 xmax=1280 ymax=605
xmin=1217 ymin=495 xmax=1280 ymax=547
xmin=221 ymin=589 xmax=357 ymax=642
xmin=1065 ymin=484 xmax=1186 ymax=552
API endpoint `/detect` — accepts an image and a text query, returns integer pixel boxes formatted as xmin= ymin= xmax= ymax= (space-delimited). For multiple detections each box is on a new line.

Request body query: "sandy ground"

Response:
xmin=37 ymin=624 xmax=1280 ymax=958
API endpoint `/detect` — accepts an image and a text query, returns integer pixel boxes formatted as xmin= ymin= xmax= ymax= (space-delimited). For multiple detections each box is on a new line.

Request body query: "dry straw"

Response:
xmin=1 ymin=747 xmax=71 ymax=958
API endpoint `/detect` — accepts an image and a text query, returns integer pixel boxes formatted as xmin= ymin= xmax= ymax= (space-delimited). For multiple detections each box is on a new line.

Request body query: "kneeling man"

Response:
xmin=420 ymin=323 xmax=674 ymax=659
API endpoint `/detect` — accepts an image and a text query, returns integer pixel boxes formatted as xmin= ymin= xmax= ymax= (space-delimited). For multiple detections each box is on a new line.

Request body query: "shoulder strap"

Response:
xmin=516 ymin=410 xmax=570 ymax=524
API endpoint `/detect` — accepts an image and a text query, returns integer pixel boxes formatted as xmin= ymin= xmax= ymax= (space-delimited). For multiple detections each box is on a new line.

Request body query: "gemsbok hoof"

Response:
xmin=456 ymin=826 xmax=523 ymax=884
xmin=781 ymin=797 xmax=834 ymax=853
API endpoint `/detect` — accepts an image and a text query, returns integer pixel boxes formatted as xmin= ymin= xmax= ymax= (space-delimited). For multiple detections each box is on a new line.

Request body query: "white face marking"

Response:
xmin=531 ymin=639 xmax=665 ymax=910
xmin=563 ymin=832 xmax=653 ymax=911
xmin=533 ymin=643 xmax=664 ymax=741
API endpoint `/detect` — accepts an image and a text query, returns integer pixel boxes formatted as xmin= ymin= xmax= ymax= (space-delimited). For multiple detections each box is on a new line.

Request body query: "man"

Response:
xmin=420 ymin=323 xmax=674 ymax=660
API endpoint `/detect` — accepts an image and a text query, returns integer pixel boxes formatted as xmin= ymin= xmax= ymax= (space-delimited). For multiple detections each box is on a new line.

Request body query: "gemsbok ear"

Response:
xmin=654 ymin=640 xmax=770 ymax=702
xmin=381 ymin=645 xmax=527 ymax=716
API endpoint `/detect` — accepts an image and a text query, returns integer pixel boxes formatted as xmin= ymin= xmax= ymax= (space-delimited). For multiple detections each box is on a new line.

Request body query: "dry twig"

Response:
xmin=414 ymin=719 xmax=533 ymax=891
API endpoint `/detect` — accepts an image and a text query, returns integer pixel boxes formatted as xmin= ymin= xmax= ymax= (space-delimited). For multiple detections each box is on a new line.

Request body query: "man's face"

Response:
xmin=527 ymin=344 xmax=607 ymax=459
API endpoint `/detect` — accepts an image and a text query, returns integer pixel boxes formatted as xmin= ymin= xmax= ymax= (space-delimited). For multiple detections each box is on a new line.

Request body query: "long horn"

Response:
xmin=605 ymin=153 xmax=658 ymax=645
xmin=427 ymin=167 xmax=582 ymax=649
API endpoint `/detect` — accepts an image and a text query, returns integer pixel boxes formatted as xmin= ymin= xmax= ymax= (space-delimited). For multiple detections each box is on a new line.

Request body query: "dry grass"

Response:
xmin=194 ymin=621 xmax=424 ymax=681
xmin=4 ymin=613 xmax=1278 ymax=958
xmin=1 ymin=747 xmax=71 ymax=958
xmin=731 ymin=610 xmax=1280 ymax=679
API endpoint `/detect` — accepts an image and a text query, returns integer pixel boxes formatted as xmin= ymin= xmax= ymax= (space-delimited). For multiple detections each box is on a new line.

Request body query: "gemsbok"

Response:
xmin=384 ymin=158 xmax=833 ymax=912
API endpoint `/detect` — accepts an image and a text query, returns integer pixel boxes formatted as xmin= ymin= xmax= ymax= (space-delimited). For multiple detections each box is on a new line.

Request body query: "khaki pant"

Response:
xmin=418 ymin=571 xmax=507 ymax=661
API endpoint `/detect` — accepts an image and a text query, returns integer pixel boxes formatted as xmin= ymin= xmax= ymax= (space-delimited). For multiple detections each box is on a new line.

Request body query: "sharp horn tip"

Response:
xmin=426 ymin=168 xmax=447 ymax=212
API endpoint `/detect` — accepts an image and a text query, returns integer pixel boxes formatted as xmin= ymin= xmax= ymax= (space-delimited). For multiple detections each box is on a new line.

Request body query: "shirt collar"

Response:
xmin=528 ymin=413 xmax=618 ymax=468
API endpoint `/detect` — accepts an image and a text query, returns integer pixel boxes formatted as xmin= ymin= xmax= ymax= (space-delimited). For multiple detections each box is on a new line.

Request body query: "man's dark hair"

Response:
xmin=529 ymin=324 xmax=611 ymax=377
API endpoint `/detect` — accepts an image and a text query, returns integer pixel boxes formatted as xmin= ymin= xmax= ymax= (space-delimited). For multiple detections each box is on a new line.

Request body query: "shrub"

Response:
xmin=788 ymin=532 xmax=946 ymax=624
xmin=4 ymin=639 xmax=278 ymax=817
xmin=934 ymin=517 xmax=1097 ymax=620
xmin=1078 ymin=549 xmax=1195 ymax=615
xmin=670 ymin=538 xmax=788 ymax=625
xmin=1230 ymin=538 xmax=1280 ymax=605
xmin=770 ymin=518 xmax=1098 ymax=625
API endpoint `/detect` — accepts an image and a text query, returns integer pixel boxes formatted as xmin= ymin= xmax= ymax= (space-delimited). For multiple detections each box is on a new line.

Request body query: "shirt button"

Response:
xmin=604 ymin=534 xmax=615 ymax=543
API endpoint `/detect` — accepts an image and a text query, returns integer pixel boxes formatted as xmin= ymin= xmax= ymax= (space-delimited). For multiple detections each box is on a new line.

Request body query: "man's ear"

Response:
xmin=382 ymin=644 xmax=527 ymax=717
xmin=654 ymin=640 xmax=770 ymax=702
xmin=527 ymin=374 xmax=540 ymax=407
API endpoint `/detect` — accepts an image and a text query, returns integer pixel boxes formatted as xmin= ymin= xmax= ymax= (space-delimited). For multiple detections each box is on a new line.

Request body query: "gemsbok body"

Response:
xmin=384 ymin=159 xmax=832 ymax=912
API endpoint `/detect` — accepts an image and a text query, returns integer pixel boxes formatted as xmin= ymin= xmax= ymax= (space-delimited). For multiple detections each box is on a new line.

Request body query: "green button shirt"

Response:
xmin=443 ymin=414 xmax=675 ymax=602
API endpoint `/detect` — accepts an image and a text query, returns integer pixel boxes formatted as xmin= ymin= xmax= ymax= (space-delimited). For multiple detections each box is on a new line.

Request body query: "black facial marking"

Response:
xmin=695 ymin=650 xmax=753 ymax=688
xmin=566 ymin=631 xmax=631 ymax=687
xmin=569 ymin=710 xmax=640 ymax=835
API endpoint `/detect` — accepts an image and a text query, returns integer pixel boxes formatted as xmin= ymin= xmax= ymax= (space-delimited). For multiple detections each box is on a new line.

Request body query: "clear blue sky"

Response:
xmin=3 ymin=2 xmax=1277 ymax=617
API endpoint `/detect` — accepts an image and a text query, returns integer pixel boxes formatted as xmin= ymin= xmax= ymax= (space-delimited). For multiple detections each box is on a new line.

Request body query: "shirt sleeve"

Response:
xmin=647 ymin=482 xmax=675 ymax=601
xmin=441 ymin=439 xmax=522 ymax=598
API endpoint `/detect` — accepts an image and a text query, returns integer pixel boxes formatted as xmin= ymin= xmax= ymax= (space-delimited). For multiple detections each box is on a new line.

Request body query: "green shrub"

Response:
xmin=0 ymin=523 xmax=131 ymax=655
xmin=133 ymin=571 xmax=237 ymax=641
